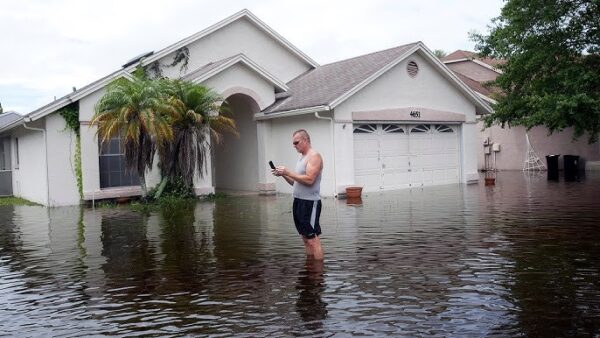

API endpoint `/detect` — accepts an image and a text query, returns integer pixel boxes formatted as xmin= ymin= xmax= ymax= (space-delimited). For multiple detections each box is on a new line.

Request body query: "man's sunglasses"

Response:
xmin=293 ymin=140 xmax=300 ymax=145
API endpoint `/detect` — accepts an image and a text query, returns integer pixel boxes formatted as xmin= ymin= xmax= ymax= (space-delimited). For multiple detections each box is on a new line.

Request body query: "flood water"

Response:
xmin=1 ymin=171 xmax=600 ymax=337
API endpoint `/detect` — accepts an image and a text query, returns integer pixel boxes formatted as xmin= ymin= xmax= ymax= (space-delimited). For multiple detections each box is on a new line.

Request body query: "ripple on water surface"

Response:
xmin=1 ymin=172 xmax=600 ymax=336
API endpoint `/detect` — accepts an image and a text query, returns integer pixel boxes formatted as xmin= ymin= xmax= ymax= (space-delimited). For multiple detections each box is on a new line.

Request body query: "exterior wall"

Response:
xmin=202 ymin=63 xmax=276 ymax=110
xmin=80 ymin=88 xmax=104 ymax=197
xmin=10 ymin=122 xmax=48 ymax=205
xmin=159 ymin=17 xmax=312 ymax=84
xmin=478 ymin=121 xmax=600 ymax=170
xmin=334 ymin=51 xmax=479 ymax=188
xmin=45 ymin=113 xmax=80 ymax=206
xmin=270 ymin=114 xmax=334 ymax=197
xmin=446 ymin=61 xmax=498 ymax=82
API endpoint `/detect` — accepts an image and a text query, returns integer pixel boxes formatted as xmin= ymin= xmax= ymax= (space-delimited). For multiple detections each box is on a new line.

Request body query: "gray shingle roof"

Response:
xmin=0 ymin=112 xmax=23 ymax=133
xmin=265 ymin=42 xmax=418 ymax=113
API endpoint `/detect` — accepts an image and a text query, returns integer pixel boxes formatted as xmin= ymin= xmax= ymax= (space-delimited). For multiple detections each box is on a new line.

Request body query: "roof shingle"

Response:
xmin=265 ymin=43 xmax=418 ymax=113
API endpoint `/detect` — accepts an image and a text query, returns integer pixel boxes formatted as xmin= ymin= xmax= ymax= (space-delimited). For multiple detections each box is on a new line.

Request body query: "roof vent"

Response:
xmin=407 ymin=60 xmax=419 ymax=78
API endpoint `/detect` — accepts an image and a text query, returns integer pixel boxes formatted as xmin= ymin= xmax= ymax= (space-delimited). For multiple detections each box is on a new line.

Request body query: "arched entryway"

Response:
xmin=213 ymin=93 xmax=261 ymax=192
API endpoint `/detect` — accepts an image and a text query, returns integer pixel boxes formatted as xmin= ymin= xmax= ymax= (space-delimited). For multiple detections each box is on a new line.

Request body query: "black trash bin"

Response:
xmin=564 ymin=155 xmax=580 ymax=181
xmin=546 ymin=155 xmax=560 ymax=180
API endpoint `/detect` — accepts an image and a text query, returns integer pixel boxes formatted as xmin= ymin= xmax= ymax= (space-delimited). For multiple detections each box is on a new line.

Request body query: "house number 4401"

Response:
xmin=410 ymin=110 xmax=421 ymax=118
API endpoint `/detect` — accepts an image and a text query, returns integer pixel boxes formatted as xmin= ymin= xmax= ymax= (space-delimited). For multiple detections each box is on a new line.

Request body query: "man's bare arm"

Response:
xmin=282 ymin=153 xmax=322 ymax=186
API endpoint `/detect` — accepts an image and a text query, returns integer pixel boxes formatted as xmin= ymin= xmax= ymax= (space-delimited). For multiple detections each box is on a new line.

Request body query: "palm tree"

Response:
xmin=155 ymin=80 xmax=236 ymax=198
xmin=91 ymin=75 xmax=173 ymax=198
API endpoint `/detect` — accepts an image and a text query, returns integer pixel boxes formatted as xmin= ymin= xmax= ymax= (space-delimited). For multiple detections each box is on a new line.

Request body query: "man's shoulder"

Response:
xmin=308 ymin=149 xmax=322 ymax=159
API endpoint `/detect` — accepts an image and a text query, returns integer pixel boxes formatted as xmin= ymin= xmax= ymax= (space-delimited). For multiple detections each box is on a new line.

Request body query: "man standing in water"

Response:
xmin=272 ymin=129 xmax=324 ymax=260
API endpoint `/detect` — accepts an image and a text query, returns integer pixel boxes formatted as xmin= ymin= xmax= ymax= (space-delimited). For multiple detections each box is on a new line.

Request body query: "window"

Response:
xmin=0 ymin=138 xmax=9 ymax=171
xmin=410 ymin=124 xmax=430 ymax=133
xmin=382 ymin=124 xmax=405 ymax=133
xmin=353 ymin=124 xmax=377 ymax=133
xmin=14 ymin=138 xmax=19 ymax=169
xmin=98 ymin=134 xmax=140 ymax=188
xmin=434 ymin=124 xmax=454 ymax=133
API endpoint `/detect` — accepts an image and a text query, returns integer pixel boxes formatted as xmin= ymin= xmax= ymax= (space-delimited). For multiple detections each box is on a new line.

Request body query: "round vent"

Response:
xmin=407 ymin=60 xmax=419 ymax=78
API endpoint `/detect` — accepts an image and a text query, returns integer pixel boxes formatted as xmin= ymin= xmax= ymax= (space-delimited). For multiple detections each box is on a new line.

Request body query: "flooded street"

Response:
xmin=1 ymin=171 xmax=600 ymax=337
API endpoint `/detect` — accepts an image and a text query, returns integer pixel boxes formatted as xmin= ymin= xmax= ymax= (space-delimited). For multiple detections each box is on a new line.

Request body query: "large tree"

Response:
xmin=155 ymin=80 xmax=236 ymax=198
xmin=472 ymin=0 xmax=600 ymax=142
xmin=92 ymin=74 xmax=174 ymax=198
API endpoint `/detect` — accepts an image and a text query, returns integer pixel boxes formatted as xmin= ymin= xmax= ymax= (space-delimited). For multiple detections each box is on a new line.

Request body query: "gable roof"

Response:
xmin=183 ymin=53 xmax=289 ymax=92
xmin=442 ymin=50 xmax=504 ymax=72
xmin=24 ymin=9 xmax=313 ymax=124
xmin=125 ymin=9 xmax=319 ymax=73
xmin=264 ymin=43 xmax=418 ymax=114
xmin=261 ymin=42 xmax=493 ymax=117
xmin=452 ymin=71 xmax=494 ymax=97
xmin=0 ymin=112 xmax=24 ymax=133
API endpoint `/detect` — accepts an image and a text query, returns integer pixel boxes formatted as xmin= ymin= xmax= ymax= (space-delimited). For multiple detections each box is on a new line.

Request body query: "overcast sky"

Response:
xmin=0 ymin=0 xmax=504 ymax=114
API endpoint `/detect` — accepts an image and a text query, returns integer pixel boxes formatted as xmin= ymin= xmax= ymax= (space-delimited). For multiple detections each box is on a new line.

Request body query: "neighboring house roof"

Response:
xmin=442 ymin=50 xmax=504 ymax=106
xmin=0 ymin=111 xmax=24 ymax=134
xmin=183 ymin=53 xmax=289 ymax=92
xmin=262 ymin=42 xmax=493 ymax=117
xmin=442 ymin=50 xmax=504 ymax=68
xmin=452 ymin=71 xmax=493 ymax=97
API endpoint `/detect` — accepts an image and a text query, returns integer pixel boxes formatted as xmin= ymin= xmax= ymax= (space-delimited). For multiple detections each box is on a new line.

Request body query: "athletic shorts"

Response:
xmin=293 ymin=198 xmax=322 ymax=239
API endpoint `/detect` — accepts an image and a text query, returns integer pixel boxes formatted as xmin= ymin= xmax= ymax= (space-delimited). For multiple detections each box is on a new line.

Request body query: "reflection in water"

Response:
xmin=1 ymin=172 xmax=600 ymax=336
xmin=296 ymin=259 xmax=328 ymax=331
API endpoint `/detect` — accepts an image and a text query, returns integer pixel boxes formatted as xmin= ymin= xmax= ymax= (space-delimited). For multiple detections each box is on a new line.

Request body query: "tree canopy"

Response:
xmin=433 ymin=49 xmax=447 ymax=58
xmin=472 ymin=0 xmax=600 ymax=142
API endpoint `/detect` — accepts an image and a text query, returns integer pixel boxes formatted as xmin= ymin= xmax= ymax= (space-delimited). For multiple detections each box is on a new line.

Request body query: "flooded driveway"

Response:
xmin=1 ymin=171 xmax=600 ymax=336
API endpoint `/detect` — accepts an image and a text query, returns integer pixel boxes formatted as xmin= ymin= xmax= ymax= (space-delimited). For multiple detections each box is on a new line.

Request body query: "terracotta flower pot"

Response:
xmin=346 ymin=186 xmax=363 ymax=198
xmin=484 ymin=177 xmax=496 ymax=186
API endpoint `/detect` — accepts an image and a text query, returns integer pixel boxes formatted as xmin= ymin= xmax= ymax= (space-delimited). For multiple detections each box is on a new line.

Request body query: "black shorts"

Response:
xmin=293 ymin=198 xmax=322 ymax=239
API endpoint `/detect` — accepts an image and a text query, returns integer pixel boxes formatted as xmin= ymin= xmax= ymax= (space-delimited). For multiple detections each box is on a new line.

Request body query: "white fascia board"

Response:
xmin=27 ymin=70 xmax=134 ymax=122
xmin=255 ymin=105 xmax=330 ymax=120
xmin=189 ymin=54 xmax=289 ymax=92
xmin=472 ymin=59 xmax=503 ymax=74
xmin=443 ymin=57 xmax=502 ymax=74
xmin=477 ymin=92 xmax=498 ymax=106
xmin=328 ymin=43 xmax=421 ymax=108
xmin=125 ymin=9 xmax=319 ymax=73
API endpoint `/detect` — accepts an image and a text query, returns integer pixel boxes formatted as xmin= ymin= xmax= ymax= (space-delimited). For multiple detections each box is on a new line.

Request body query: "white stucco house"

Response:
xmin=0 ymin=9 xmax=492 ymax=206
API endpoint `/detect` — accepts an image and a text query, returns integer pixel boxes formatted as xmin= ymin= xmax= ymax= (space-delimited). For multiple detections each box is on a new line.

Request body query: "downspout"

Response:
xmin=23 ymin=120 xmax=50 ymax=206
xmin=314 ymin=111 xmax=338 ymax=198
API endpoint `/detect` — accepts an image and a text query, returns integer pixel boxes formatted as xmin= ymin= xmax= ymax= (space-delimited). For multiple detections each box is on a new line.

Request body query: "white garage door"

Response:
xmin=354 ymin=123 xmax=460 ymax=191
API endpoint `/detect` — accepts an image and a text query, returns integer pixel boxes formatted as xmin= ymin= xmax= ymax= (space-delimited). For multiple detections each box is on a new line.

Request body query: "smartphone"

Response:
xmin=269 ymin=161 xmax=276 ymax=169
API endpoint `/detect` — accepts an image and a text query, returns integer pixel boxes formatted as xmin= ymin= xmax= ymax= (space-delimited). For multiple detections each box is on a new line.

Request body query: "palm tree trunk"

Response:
xmin=154 ymin=176 xmax=169 ymax=199
xmin=140 ymin=172 xmax=148 ymax=199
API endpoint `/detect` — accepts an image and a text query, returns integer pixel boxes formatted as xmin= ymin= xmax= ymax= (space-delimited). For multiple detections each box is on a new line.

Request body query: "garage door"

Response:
xmin=354 ymin=123 xmax=460 ymax=191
